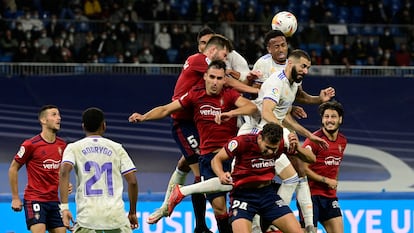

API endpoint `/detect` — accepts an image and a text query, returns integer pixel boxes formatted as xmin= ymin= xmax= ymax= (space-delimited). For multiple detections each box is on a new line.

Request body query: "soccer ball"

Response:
xmin=271 ymin=11 xmax=298 ymax=37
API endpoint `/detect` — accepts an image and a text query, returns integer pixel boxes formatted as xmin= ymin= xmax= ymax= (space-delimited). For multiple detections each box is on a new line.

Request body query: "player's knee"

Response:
xmin=275 ymin=154 xmax=292 ymax=175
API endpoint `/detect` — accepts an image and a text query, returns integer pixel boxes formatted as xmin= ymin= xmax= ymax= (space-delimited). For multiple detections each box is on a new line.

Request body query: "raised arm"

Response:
xmin=283 ymin=113 xmax=329 ymax=149
xmin=216 ymin=96 xmax=257 ymax=124
xmin=295 ymin=85 xmax=335 ymax=105
xmin=225 ymin=75 xmax=259 ymax=94
xmin=129 ymin=100 xmax=183 ymax=123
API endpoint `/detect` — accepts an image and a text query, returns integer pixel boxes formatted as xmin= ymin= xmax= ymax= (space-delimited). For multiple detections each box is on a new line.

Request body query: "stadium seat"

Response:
xmin=348 ymin=25 xmax=360 ymax=35
xmin=361 ymin=25 xmax=374 ymax=36
xmin=307 ymin=43 xmax=323 ymax=56
xmin=0 ymin=55 xmax=13 ymax=62
xmin=331 ymin=44 xmax=344 ymax=53
xmin=350 ymin=6 xmax=363 ymax=23
xmin=166 ymin=49 xmax=178 ymax=63
xmin=103 ymin=56 xmax=118 ymax=63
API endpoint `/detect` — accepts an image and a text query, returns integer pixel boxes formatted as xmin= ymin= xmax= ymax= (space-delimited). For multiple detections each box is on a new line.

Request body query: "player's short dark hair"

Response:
xmin=288 ymin=49 xmax=311 ymax=62
xmin=197 ymin=26 xmax=215 ymax=42
xmin=208 ymin=60 xmax=227 ymax=72
xmin=205 ymin=34 xmax=233 ymax=52
xmin=264 ymin=29 xmax=286 ymax=46
xmin=82 ymin=107 xmax=105 ymax=132
xmin=319 ymin=100 xmax=344 ymax=118
xmin=38 ymin=104 xmax=58 ymax=119
xmin=261 ymin=123 xmax=283 ymax=144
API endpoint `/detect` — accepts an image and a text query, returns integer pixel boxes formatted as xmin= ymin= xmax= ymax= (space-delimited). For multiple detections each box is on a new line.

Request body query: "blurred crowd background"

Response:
xmin=0 ymin=0 xmax=413 ymax=66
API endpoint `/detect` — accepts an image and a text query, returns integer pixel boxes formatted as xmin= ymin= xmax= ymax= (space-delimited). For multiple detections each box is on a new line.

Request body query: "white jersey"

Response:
xmin=226 ymin=50 xmax=251 ymax=82
xmin=62 ymin=136 xmax=136 ymax=230
xmin=238 ymin=70 xmax=300 ymax=135
xmin=252 ymin=53 xmax=286 ymax=85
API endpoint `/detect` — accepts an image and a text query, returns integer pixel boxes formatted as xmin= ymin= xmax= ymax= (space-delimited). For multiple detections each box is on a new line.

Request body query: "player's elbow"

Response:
xmin=247 ymin=104 xmax=258 ymax=115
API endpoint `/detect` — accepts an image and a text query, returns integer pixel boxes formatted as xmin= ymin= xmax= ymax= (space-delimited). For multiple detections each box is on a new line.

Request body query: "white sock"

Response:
xmin=161 ymin=168 xmax=188 ymax=207
xmin=277 ymin=174 xmax=300 ymax=205
xmin=296 ymin=177 xmax=314 ymax=227
xmin=251 ymin=214 xmax=262 ymax=233
xmin=180 ymin=177 xmax=232 ymax=196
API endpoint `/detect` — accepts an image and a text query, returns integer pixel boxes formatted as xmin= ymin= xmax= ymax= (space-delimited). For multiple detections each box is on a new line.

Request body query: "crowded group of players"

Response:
xmin=8 ymin=18 xmax=347 ymax=233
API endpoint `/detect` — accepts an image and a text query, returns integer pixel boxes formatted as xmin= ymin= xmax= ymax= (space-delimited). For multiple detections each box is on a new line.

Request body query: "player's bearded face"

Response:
xmin=213 ymin=49 xmax=228 ymax=62
xmin=322 ymin=110 xmax=341 ymax=134
xmin=291 ymin=66 xmax=303 ymax=83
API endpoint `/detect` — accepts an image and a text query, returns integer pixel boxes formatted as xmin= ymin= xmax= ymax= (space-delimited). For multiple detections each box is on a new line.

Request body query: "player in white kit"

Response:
xmin=240 ymin=48 xmax=334 ymax=233
xmin=59 ymin=107 xmax=138 ymax=233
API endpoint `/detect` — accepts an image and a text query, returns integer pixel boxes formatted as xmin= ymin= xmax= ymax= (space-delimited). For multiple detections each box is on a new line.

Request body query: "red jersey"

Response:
xmin=303 ymin=129 xmax=347 ymax=198
xmin=171 ymin=53 xmax=210 ymax=121
xmin=179 ymin=85 xmax=241 ymax=154
xmin=224 ymin=134 xmax=286 ymax=188
xmin=14 ymin=134 xmax=67 ymax=201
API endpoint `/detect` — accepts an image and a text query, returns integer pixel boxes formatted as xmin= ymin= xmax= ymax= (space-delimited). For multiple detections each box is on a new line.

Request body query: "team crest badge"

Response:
xmin=271 ymin=87 xmax=279 ymax=96
xmin=227 ymin=140 xmax=238 ymax=152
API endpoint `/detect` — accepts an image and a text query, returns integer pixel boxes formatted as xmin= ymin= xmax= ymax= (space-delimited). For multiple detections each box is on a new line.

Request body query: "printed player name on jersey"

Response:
xmin=82 ymin=146 xmax=113 ymax=156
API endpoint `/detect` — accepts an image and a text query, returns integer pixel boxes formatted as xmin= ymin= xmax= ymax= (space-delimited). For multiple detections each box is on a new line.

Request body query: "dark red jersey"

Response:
xmin=172 ymin=53 xmax=209 ymax=121
xmin=224 ymin=133 xmax=286 ymax=188
xmin=303 ymin=129 xmax=347 ymax=198
xmin=14 ymin=134 xmax=67 ymax=201
xmin=179 ymin=85 xmax=241 ymax=154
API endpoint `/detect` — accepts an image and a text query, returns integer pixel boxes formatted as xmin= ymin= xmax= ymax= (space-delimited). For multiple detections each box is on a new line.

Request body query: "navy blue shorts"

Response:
xmin=199 ymin=152 xmax=231 ymax=201
xmin=297 ymin=195 xmax=342 ymax=227
xmin=230 ymin=185 xmax=292 ymax=223
xmin=23 ymin=200 xmax=64 ymax=230
xmin=171 ymin=120 xmax=200 ymax=164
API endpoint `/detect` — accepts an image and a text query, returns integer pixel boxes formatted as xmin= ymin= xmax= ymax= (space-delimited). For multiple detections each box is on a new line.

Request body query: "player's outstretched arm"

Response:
xmin=129 ymin=100 xmax=183 ymax=123
xmin=225 ymin=75 xmax=259 ymax=94
xmin=216 ymin=96 xmax=257 ymax=124
xmin=295 ymin=85 xmax=335 ymax=105
xmin=283 ymin=113 xmax=329 ymax=149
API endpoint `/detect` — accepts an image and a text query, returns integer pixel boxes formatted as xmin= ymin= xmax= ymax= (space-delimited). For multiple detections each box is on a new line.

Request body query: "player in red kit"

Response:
xmin=299 ymin=100 xmax=346 ymax=233
xmin=130 ymin=34 xmax=257 ymax=232
xmin=129 ymin=60 xmax=257 ymax=233
xmin=8 ymin=105 xmax=68 ymax=233
xmin=211 ymin=123 xmax=314 ymax=233
xmin=134 ymin=35 xmax=233 ymax=232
